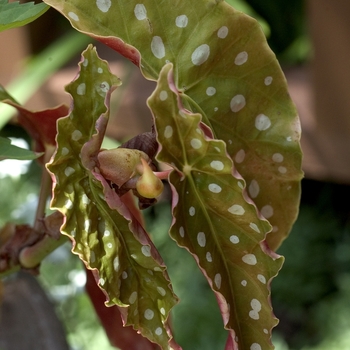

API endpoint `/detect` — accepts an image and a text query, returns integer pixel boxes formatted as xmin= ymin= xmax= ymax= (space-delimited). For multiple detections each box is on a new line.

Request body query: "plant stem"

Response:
xmin=18 ymin=233 xmax=67 ymax=269
xmin=33 ymin=148 xmax=54 ymax=231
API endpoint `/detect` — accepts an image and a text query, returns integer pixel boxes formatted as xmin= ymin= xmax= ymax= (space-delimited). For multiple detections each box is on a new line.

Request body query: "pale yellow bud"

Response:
xmin=136 ymin=158 xmax=164 ymax=199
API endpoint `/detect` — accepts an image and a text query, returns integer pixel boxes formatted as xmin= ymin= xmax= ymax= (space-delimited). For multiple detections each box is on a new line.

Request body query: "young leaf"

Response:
xmin=0 ymin=1 xmax=49 ymax=32
xmin=43 ymin=0 xmax=303 ymax=250
xmin=0 ymin=136 xmax=43 ymax=161
xmin=46 ymin=45 xmax=179 ymax=349
xmin=149 ymin=63 xmax=283 ymax=350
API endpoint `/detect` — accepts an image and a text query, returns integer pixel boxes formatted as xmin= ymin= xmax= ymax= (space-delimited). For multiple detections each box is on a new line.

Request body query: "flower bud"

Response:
xmin=136 ymin=158 xmax=164 ymax=199
xmin=97 ymin=148 xmax=149 ymax=187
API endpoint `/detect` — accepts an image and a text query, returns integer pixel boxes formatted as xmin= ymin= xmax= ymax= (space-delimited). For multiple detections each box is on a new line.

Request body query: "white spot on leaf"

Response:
xmin=217 ymin=26 xmax=229 ymax=38
xmin=206 ymin=87 xmax=216 ymax=96
xmin=190 ymin=138 xmax=202 ymax=149
xmin=151 ymin=36 xmax=165 ymax=59
xmin=191 ymin=44 xmax=210 ymax=66
xmin=257 ymin=274 xmax=266 ymax=284
xmin=164 ymin=125 xmax=173 ymax=138
xmin=99 ymin=278 xmax=105 ymax=286
xmin=96 ymin=0 xmax=111 ymax=13
xmin=98 ymin=81 xmax=110 ymax=95
xmin=175 ymin=14 xmax=188 ymax=28
xmin=129 ymin=291 xmax=137 ymax=304
xmin=272 ymin=153 xmax=284 ymax=162
xmin=278 ymin=166 xmax=287 ymax=174
xmin=251 ymin=344 xmax=262 ymax=350
xmin=248 ymin=180 xmax=259 ymax=198
xmin=249 ymin=299 xmax=262 ymax=320
xmin=61 ymin=147 xmax=69 ymax=156
xmin=206 ymin=252 xmax=212 ymax=262
xmin=155 ymin=327 xmax=163 ymax=336
xmin=77 ymin=83 xmax=86 ymax=95
xmin=197 ymin=232 xmax=206 ymax=247
xmin=228 ymin=204 xmax=245 ymax=215
xmin=208 ymin=183 xmax=222 ymax=193
xmin=249 ymin=223 xmax=260 ymax=233
xmin=64 ymin=167 xmax=75 ymax=177
xmin=72 ymin=130 xmax=82 ymax=141
xmin=241 ymin=280 xmax=247 ymax=286
xmin=157 ymin=286 xmax=166 ymax=296
xmin=261 ymin=205 xmax=274 ymax=219
xmin=230 ymin=94 xmax=246 ymax=112
xmin=242 ymin=254 xmax=257 ymax=265
xmin=159 ymin=90 xmax=168 ymax=101
xmin=210 ymin=160 xmax=224 ymax=170
xmin=255 ymin=114 xmax=271 ymax=131
xmin=134 ymin=4 xmax=147 ymax=20
xmin=141 ymin=245 xmax=151 ymax=257
xmin=214 ymin=273 xmax=222 ymax=289
xmin=144 ymin=309 xmax=154 ymax=320
xmin=179 ymin=226 xmax=185 ymax=237
xmin=229 ymin=235 xmax=240 ymax=244
xmin=189 ymin=206 xmax=195 ymax=216
xmin=68 ymin=12 xmax=79 ymax=21
xmin=235 ymin=149 xmax=245 ymax=163
xmin=264 ymin=76 xmax=273 ymax=86
xmin=235 ymin=51 xmax=248 ymax=65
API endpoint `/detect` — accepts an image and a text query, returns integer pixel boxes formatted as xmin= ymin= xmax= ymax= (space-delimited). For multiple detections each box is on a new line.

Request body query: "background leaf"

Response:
xmin=0 ymin=84 xmax=68 ymax=154
xmin=0 ymin=136 xmax=43 ymax=161
xmin=0 ymin=1 xmax=49 ymax=32
xmin=46 ymin=45 xmax=179 ymax=349
xmin=149 ymin=62 xmax=284 ymax=350
xmin=44 ymin=0 xmax=303 ymax=250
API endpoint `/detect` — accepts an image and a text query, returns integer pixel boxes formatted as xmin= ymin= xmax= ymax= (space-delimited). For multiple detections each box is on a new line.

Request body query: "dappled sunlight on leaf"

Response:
xmin=46 ymin=45 xmax=179 ymax=349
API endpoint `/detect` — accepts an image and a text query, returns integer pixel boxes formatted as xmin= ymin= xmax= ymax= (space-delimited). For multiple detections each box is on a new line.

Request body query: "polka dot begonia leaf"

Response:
xmin=149 ymin=63 xmax=284 ymax=350
xmin=44 ymin=0 xmax=303 ymax=251
xmin=46 ymin=46 xmax=179 ymax=349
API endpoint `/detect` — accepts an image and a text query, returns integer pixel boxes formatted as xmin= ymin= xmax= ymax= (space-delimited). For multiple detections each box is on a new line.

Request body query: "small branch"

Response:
xmin=19 ymin=233 xmax=67 ymax=269
xmin=33 ymin=147 xmax=55 ymax=232
xmin=0 ymin=212 xmax=66 ymax=275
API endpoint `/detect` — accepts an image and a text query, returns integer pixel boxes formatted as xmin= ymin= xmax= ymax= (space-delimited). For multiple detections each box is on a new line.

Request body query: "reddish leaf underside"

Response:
xmin=0 ymin=85 xmax=67 ymax=153
xmin=43 ymin=0 xmax=303 ymax=251
xmin=46 ymin=45 xmax=179 ymax=349
xmin=148 ymin=63 xmax=284 ymax=350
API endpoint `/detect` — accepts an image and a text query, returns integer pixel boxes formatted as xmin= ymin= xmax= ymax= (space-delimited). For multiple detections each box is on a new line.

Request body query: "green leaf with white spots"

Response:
xmin=46 ymin=45 xmax=179 ymax=349
xmin=149 ymin=63 xmax=284 ymax=350
xmin=43 ymin=0 xmax=303 ymax=250
xmin=0 ymin=0 xmax=49 ymax=32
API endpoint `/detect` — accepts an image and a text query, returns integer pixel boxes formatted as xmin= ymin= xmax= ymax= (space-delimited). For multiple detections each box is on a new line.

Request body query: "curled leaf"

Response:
xmin=46 ymin=45 xmax=179 ymax=349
